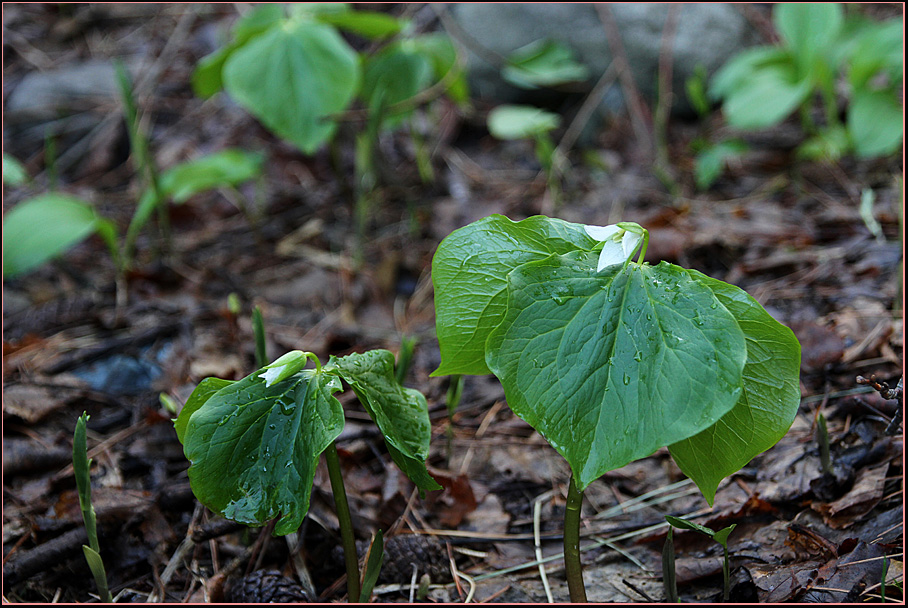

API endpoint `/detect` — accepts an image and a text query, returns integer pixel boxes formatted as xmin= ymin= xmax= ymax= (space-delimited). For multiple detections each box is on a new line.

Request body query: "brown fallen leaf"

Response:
xmin=812 ymin=462 xmax=890 ymax=529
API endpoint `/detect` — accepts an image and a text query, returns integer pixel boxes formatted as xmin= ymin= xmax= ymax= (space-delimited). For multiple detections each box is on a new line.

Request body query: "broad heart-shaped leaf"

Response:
xmin=485 ymin=251 xmax=747 ymax=491
xmin=668 ymin=269 xmax=801 ymax=505
xmin=331 ymin=351 xmax=441 ymax=492
xmin=222 ymin=19 xmax=360 ymax=154
xmin=432 ymin=214 xmax=597 ymax=376
xmin=502 ymin=39 xmax=590 ymax=90
xmin=192 ymin=3 xmax=284 ymax=98
xmin=2 ymin=194 xmax=113 ymax=278
xmin=181 ymin=368 xmax=345 ymax=535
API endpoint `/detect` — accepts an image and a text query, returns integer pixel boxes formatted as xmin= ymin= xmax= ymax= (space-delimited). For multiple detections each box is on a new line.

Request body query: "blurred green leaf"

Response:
xmin=3 ymin=194 xmax=110 ymax=277
xmin=488 ymin=105 xmax=560 ymax=140
xmin=502 ymin=39 xmax=589 ymax=89
xmin=2 ymin=153 xmax=28 ymax=186
xmin=848 ymin=89 xmax=904 ymax=158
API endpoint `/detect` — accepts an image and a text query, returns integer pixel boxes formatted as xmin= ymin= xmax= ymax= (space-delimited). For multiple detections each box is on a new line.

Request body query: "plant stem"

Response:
xmin=722 ymin=543 xmax=730 ymax=601
xmin=564 ymin=475 xmax=587 ymax=602
xmin=252 ymin=306 xmax=267 ymax=369
xmin=324 ymin=442 xmax=361 ymax=601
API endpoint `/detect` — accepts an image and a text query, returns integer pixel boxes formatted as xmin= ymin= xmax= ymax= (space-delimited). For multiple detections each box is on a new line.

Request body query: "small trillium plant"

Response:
xmin=176 ymin=347 xmax=440 ymax=600
xmin=431 ymin=214 xmax=801 ymax=601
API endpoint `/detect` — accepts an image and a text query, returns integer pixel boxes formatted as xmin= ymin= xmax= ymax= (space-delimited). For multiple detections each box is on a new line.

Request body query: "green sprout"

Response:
xmin=665 ymin=515 xmax=737 ymax=602
xmin=73 ymin=413 xmax=112 ymax=603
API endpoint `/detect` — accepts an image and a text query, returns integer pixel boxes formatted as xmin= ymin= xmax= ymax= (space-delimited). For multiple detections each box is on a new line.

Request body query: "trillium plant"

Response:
xmin=175 ymin=348 xmax=440 ymax=601
xmin=431 ymin=214 xmax=801 ymax=601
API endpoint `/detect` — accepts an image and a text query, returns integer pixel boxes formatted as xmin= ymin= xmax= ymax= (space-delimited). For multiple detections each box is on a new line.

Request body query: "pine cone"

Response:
xmin=229 ymin=569 xmax=309 ymax=603
xmin=379 ymin=534 xmax=450 ymax=585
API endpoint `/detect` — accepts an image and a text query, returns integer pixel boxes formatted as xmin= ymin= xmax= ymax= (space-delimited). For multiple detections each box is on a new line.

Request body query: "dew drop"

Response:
xmin=633 ymin=352 xmax=642 ymax=362
xmin=623 ymin=373 xmax=630 ymax=385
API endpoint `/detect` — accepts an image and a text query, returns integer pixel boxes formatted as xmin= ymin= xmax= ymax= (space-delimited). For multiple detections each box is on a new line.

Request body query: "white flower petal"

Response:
xmin=596 ymin=242 xmax=628 ymax=271
xmin=621 ymin=231 xmax=643 ymax=259
xmin=584 ymin=224 xmax=621 ymax=241
xmin=259 ymin=366 xmax=285 ymax=387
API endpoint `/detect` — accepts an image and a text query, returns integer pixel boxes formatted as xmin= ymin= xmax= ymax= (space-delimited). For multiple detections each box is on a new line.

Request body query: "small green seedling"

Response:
xmin=176 ymin=347 xmax=441 ymax=601
xmin=816 ymin=411 xmax=833 ymax=475
xmin=665 ymin=515 xmax=736 ymax=601
xmin=693 ymin=139 xmax=748 ymax=191
xmin=359 ymin=530 xmax=385 ymax=602
xmin=431 ymin=214 xmax=801 ymax=601
xmin=488 ymin=105 xmax=563 ymax=206
xmin=73 ymin=413 xmax=112 ymax=603
xmin=710 ymin=3 xmax=902 ymax=161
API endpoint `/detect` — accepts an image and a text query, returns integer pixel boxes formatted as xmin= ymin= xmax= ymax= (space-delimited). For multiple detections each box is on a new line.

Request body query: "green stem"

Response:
xmin=324 ymin=442 xmax=361 ymax=601
xmin=722 ymin=544 xmax=730 ymax=602
xmin=564 ymin=475 xmax=587 ymax=602
xmin=252 ymin=306 xmax=267 ymax=369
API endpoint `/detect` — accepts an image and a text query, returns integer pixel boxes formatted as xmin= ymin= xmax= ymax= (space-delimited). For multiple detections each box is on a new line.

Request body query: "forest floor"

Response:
xmin=2 ymin=4 xmax=903 ymax=604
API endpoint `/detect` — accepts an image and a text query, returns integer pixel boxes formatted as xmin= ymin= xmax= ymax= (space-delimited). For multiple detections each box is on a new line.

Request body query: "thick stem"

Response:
xmin=324 ymin=442 xmax=361 ymax=602
xmin=564 ymin=475 xmax=587 ymax=602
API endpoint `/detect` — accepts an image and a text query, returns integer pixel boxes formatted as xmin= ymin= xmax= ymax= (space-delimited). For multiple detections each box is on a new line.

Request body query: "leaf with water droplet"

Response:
xmin=485 ymin=253 xmax=747 ymax=490
xmin=179 ymin=361 xmax=344 ymax=535
xmin=432 ymin=214 xmax=598 ymax=376
xmin=333 ymin=350 xmax=441 ymax=493
xmin=669 ymin=269 xmax=801 ymax=505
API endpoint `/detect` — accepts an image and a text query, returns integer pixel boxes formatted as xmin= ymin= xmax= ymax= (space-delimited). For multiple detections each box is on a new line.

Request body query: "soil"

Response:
xmin=2 ymin=4 xmax=903 ymax=604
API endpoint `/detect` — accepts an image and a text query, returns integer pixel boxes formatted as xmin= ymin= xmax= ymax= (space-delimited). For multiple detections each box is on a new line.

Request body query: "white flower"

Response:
xmin=584 ymin=222 xmax=645 ymax=272
xmin=258 ymin=350 xmax=306 ymax=387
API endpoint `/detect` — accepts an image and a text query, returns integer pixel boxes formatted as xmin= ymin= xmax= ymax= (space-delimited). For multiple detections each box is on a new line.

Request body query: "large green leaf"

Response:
xmin=431 ymin=215 xmax=597 ymax=376
xmin=3 ymin=194 xmax=112 ymax=277
xmin=774 ymin=3 xmax=843 ymax=77
xmin=332 ymin=351 xmax=441 ymax=492
xmin=668 ymin=270 xmax=801 ymax=505
xmin=722 ymin=63 xmax=812 ymax=129
xmin=485 ymin=251 xmax=747 ymax=490
xmin=222 ymin=20 xmax=360 ymax=154
xmin=181 ymin=367 xmax=345 ymax=535
xmin=192 ymin=3 xmax=285 ymax=98
xmin=847 ymin=89 xmax=904 ymax=159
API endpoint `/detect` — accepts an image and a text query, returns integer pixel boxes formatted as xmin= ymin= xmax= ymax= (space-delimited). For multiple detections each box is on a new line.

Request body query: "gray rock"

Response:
xmin=451 ymin=3 xmax=761 ymax=116
xmin=6 ymin=60 xmax=125 ymax=116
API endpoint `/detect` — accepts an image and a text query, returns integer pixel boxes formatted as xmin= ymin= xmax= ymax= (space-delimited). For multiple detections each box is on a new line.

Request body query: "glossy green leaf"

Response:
xmin=431 ymin=214 xmax=596 ymax=376
xmin=713 ymin=525 xmax=736 ymax=548
xmin=502 ymin=39 xmax=589 ymax=89
xmin=222 ymin=20 xmax=360 ymax=154
xmin=774 ymin=3 xmax=843 ymax=76
xmin=847 ymin=89 xmax=904 ymax=158
xmin=485 ymin=251 xmax=747 ymax=490
xmin=181 ymin=367 xmax=345 ymax=535
xmin=3 ymin=194 xmax=108 ymax=277
xmin=81 ymin=545 xmax=111 ymax=603
xmin=488 ymin=105 xmax=560 ymax=140
xmin=668 ymin=270 xmax=801 ymax=505
xmin=316 ymin=10 xmax=405 ymax=39
xmin=332 ymin=351 xmax=441 ymax=492
xmin=174 ymin=377 xmax=234 ymax=444
xmin=192 ymin=3 xmax=285 ymax=98
xmin=722 ymin=63 xmax=811 ymax=129
xmin=665 ymin=515 xmax=714 ymax=537
xmin=3 ymin=153 xmax=28 ymax=186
